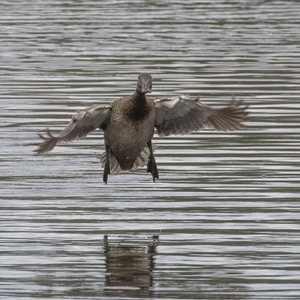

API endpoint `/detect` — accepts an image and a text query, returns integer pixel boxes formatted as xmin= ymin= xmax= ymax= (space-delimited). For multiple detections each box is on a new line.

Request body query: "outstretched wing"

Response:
xmin=35 ymin=104 xmax=111 ymax=154
xmin=154 ymin=95 xmax=248 ymax=137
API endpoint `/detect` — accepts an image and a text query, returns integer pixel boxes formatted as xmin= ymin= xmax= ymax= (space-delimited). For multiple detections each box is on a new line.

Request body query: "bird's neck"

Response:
xmin=133 ymin=89 xmax=146 ymax=103
xmin=128 ymin=90 xmax=149 ymax=121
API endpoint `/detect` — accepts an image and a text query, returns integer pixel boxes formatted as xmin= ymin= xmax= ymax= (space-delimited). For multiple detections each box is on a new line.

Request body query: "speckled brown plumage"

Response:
xmin=35 ymin=73 xmax=249 ymax=183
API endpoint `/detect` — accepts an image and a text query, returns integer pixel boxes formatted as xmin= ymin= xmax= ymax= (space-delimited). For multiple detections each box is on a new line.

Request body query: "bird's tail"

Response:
xmin=99 ymin=146 xmax=150 ymax=173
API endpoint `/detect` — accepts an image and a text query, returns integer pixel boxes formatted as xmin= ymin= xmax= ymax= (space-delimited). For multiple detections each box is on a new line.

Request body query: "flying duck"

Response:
xmin=35 ymin=73 xmax=248 ymax=183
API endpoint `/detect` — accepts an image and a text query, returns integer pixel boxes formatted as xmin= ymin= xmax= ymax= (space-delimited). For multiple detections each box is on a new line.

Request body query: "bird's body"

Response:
xmin=35 ymin=73 xmax=249 ymax=183
xmin=104 ymin=92 xmax=156 ymax=171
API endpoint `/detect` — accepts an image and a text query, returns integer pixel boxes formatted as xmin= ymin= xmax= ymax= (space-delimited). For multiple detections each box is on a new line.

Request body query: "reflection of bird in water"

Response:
xmin=35 ymin=73 xmax=248 ymax=183
xmin=103 ymin=235 xmax=159 ymax=298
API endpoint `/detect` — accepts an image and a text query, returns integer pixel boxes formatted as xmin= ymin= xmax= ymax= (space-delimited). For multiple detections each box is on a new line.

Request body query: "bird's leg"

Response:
xmin=103 ymin=145 xmax=111 ymax=184
xmin=147 ymin=140 xmax=159 ymax=182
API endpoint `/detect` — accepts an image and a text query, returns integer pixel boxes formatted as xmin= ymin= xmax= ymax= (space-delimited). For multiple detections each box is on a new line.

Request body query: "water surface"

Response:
xmin=1 ymin=0 xmax=300 ymax=299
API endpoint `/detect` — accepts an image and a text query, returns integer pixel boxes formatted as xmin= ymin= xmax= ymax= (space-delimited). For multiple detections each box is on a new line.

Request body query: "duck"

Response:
xmin=35 ymin=73 xmax=249 ymax=183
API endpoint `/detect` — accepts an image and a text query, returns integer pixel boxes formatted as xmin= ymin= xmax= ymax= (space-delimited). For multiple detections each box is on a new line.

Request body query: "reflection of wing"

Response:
xmin=35 ymin=104 xmax=111 ymax=154
xmin=154 ymin=95 xmax=248 ymax=137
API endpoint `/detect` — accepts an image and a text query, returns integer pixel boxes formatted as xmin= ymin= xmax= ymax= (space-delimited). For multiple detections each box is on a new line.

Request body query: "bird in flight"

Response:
xmin=35 ymin=73 xmax=248 ymax=183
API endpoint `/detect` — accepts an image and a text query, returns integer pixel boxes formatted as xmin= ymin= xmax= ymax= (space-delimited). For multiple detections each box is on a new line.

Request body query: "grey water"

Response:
xmin=1 ymin=0 xmax=300 ymax=299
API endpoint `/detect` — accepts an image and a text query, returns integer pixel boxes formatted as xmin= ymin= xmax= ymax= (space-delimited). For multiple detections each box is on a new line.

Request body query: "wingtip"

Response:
xmin=229 ymin=95 xmax=250 ymax=119
xmin=34 ymin=128 xmax=58 ymax=155
xmin=211 ymin=96 xmax=250 ymax=131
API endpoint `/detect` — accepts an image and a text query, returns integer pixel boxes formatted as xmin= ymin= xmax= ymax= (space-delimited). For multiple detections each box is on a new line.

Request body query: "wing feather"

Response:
xmin=154 ymin=95 xmax=248 ymax=137
xmin=35 ymin=104 xmax=111 ymax=154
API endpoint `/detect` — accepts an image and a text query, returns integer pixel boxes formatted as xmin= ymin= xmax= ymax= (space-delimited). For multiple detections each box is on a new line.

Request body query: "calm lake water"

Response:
xmin=1 ymin=0 xmax=300 ymax=299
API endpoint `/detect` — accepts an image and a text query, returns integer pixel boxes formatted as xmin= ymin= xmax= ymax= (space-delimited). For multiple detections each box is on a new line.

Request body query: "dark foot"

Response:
xmin=147 ymin=141 xmax=159 ymax=182
xmin=103 ymin=145 xmax=110 ymax=184
xmin=147 ymin=155 xmax=159 ymax=182
xmin=103 ymin=163 xmax=110 ymax=184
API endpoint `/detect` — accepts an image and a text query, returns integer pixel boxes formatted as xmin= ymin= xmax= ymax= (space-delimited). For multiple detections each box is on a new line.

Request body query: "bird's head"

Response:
xmin=136 ymin=73 xmax=152 ymax=94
